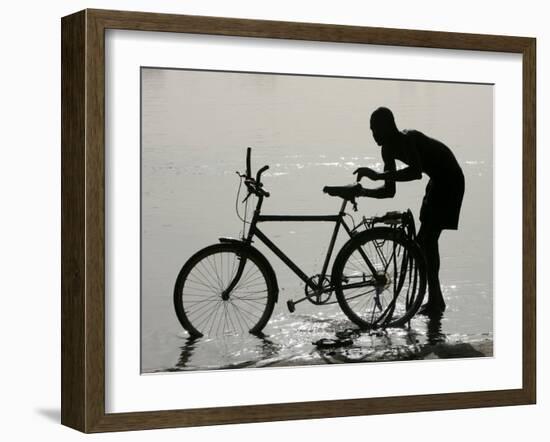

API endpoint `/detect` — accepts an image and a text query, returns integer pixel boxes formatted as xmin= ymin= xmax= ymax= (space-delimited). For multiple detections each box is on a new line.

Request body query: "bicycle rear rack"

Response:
xmin=354 ymin=209 xmax=417 ymax=241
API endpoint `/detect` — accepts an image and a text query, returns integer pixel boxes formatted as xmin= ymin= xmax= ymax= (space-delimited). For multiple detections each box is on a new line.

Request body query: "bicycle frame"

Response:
xmin=243 ymin=194 xmax=379 ymax=293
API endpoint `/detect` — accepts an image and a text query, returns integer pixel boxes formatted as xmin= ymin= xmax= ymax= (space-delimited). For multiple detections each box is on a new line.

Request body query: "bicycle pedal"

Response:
xmin=287 ymin=300 xmax=296 ymax=313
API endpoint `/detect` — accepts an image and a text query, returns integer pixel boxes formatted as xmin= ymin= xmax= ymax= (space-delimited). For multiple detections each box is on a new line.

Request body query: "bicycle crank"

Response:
xmin=287 ymin=275 xmax=334 ymax=313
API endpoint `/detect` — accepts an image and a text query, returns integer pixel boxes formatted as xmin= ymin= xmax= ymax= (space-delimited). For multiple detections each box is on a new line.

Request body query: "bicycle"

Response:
xmin=174 ymin=148 xmax=426 ymax=338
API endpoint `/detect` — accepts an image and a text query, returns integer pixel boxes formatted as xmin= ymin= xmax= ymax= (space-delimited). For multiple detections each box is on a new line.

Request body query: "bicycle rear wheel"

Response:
xmin=174 ymin=243 xmax=276 ymax=338
xmin=332 ymin=227 xmax=426 ymax=329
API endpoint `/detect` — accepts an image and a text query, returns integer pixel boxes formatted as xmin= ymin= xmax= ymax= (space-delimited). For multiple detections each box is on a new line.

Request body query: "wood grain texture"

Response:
xmin=522 ymin=38 xmax=536 ymax=403
xmin=61 ymin=10 xmax=86 ymax=431
xmin=89 ymin=8 xmax=532 ymax=52
xmin=90 ymin=389 xmax=532 ymax=433
xmin=85 ymin=10 xmax=107 ymax=432
xmin=60 ymin=8 xmax=537 ymax=433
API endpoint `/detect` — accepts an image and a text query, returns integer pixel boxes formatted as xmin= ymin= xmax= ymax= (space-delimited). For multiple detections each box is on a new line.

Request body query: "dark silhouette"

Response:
xmin=353 ymin=107 xmax=465 ymax=316
xmin=425 ymin=311 xmax=446 ymax=345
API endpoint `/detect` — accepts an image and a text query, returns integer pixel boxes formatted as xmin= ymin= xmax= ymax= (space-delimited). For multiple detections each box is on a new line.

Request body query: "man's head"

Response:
xmin=370 ymin=107 xmax=398 ymax=146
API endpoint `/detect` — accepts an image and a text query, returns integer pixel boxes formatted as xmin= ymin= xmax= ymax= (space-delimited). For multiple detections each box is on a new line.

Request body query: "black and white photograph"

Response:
xmin=141 ymin=68 xmax=493 ymax=373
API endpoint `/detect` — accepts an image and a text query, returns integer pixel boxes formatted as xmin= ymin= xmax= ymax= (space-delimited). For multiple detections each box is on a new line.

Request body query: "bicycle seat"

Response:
xmin=323 ymin=183 xmax=362 ymax=200
xmin=323 ymin=184 xmax=362 ymax=211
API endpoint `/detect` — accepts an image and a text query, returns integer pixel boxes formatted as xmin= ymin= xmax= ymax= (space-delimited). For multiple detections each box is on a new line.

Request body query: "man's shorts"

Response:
xmin=419 ymin=170 xmax=465 ymax=230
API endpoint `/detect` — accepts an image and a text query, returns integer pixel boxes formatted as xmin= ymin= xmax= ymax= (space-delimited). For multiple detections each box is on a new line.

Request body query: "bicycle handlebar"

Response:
xmin=256 ymin=165 xmax=269 ymax=183
xmin=246 ymin=147 xmax=252 ymax=179
xmin=242 ymin=147 xmax=270 ymax=198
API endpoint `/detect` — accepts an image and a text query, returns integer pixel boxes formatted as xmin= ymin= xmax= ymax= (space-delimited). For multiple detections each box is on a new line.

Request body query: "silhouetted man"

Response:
xmin=354 ymin=107 xmax=465 ymax=315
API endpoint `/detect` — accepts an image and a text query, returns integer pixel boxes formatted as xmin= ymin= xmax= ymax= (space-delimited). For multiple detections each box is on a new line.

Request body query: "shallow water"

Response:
xmin=140 ymin=69 xmax=493 ymax=373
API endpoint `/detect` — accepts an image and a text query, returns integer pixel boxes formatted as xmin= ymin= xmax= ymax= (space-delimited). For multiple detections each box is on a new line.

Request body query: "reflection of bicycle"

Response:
xmin=174 ymin=148 xmax=426 ymax=338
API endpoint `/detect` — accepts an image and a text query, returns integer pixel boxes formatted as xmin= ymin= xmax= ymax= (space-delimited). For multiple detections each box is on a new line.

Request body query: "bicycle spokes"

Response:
xmin=336 ymin=229 xmax=425 ymax=329
xmin=175 ymin=247 xmax=274 ymax=337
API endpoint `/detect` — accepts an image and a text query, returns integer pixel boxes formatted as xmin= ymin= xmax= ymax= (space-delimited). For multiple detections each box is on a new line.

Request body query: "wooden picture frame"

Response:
xmin=61 ymin=8 xmax=536 ymax=433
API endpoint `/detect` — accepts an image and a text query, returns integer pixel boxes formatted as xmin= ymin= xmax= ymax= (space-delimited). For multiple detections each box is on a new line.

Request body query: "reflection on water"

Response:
xmin=146 ymin=307 xmax=492 ymax=373
xmin=171 ymin=333 xmax=283 ymax=371
xmin=426 ymin=311 xmax=445 ymax=346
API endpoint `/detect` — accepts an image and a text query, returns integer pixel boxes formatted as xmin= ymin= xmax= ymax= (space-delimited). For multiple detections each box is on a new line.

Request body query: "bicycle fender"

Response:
xmin=218 ymin=237 xmax=279 ymax=303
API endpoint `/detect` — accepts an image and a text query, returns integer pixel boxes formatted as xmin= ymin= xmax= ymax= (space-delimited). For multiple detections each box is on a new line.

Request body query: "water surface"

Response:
xmin=141 ymin=68 xmax=493 ymax=372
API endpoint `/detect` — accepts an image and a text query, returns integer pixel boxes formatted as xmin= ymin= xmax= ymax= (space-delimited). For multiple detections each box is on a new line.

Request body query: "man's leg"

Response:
xmin=417 ymin=223 xmax=445 ymax=314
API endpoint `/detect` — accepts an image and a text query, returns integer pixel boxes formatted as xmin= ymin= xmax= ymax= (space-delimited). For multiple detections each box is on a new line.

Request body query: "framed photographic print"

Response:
xmin=61 ymin=9 xmax=536 ymax=433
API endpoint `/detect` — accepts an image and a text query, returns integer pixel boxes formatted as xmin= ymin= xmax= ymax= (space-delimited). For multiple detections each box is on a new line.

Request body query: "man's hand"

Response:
xmin=323 ymin=183 xmax=363 ymax=199
xmin=353 ymin=167 xmax=380 ymax=182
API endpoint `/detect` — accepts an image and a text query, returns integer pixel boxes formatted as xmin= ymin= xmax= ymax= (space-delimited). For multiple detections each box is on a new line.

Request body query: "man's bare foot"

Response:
xmin=417 ymin=302 xmax=446 ymax=316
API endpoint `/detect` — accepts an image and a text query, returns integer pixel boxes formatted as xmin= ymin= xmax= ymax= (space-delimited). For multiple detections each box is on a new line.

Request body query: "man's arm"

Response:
xmin=358 ymin=147 xmax=397 ymax=199
xmin=377 ymin=140 xmax=422 ymax=182
xmin=377 ymin=166 xmax=422 ymax=182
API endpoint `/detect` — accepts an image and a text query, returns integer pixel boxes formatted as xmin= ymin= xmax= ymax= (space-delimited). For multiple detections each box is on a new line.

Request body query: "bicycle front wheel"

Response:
xmin=332 ymin=227 xmax=426 ymax=329
xmin=174 ymin=243 xmax=276 ymax=338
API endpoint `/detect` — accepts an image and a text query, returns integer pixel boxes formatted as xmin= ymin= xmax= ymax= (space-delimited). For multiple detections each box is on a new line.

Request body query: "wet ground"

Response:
xmin=143 ymin=306 xmax=493 ymax=373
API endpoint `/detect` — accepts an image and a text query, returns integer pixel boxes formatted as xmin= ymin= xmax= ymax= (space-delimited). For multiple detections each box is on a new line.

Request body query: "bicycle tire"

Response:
xmin=332 ymin=227 xmax=426 ymax=329
xmin=174 ymin=243 xmax=276 ymax=338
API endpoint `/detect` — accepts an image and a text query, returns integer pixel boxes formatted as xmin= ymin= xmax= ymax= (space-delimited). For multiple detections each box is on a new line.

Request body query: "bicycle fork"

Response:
xmin=221 ymin=254 xmax=247 ymax=300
